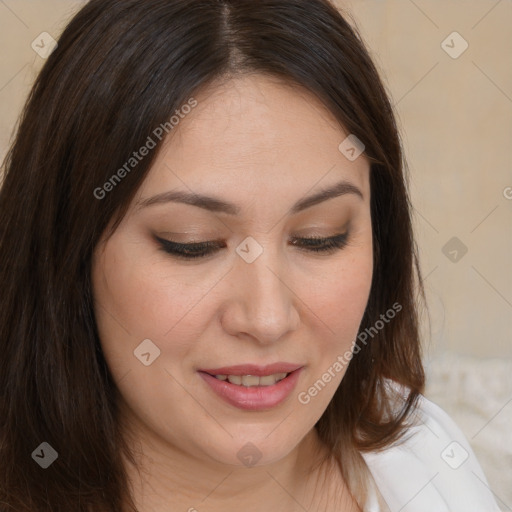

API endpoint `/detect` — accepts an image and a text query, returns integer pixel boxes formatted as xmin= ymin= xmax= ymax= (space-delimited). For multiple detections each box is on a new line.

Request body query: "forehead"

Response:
xmin=137 ymin=74 xmax=370 ymax=209
xmin=170 ymin=74 xmax=356 ymax=158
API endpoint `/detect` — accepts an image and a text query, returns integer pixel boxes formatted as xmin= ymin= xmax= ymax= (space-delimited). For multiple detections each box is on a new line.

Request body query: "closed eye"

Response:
xmin=155 ymin=233 xmax=350 ymax=260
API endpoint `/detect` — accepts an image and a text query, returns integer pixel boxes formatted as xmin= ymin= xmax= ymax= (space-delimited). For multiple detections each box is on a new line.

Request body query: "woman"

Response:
xmin=0 ymin=1 xmax=500 ymax=511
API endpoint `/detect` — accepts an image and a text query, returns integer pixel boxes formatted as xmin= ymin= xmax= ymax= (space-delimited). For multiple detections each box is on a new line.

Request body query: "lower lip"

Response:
xmin=198 ymin=368 xmax=303 ymax=411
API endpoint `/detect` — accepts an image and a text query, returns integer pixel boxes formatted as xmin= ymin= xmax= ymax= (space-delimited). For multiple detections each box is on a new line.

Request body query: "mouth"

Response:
xmin=199 ymin=362 xmax=302 ymax=378
xmin=197 ymin=363 xmax=304 ymax=411
xmin=206 ymin=372 xmax=291 ymax=387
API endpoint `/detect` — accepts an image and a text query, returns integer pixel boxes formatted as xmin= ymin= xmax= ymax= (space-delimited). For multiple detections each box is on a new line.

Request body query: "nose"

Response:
xmin=220 ymin=245 xmax=300 ymax=345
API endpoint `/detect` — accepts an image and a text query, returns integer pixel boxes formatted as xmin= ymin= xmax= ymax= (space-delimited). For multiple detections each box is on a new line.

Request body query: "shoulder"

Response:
xmin=360 ymin=381 xmax=501 ymax=512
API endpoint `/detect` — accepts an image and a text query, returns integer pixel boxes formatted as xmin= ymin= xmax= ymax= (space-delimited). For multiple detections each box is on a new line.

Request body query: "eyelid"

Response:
xmin=154 ymin=233 xmax=346 ymax=245
xmin=154 ymin=236 xmax=225 ymax=252
xmin=154 ymin=232 xmax=350 ymax=260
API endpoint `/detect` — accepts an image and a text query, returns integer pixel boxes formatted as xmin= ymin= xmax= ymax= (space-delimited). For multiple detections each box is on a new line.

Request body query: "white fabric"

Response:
xmin=361 ymin=393 xmax=502 ymax=512
xmin=424 ymin=352 xmax=512 ymax=507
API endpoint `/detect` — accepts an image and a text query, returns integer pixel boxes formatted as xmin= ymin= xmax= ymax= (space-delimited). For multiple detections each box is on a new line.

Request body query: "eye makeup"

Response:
xmin=154 ymin=232 xmax=350 ymax=260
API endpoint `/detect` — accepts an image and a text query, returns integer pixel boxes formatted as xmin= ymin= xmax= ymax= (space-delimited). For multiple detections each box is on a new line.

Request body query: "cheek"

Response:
xmin=91 ymin=241 xmax=212 ymax=370
xmin=306 ymin=246 xmax=373 ymax=346
xmin=295 ymin=250 xmax=373 ymax=409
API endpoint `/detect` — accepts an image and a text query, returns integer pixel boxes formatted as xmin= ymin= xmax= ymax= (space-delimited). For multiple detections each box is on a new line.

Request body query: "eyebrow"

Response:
xmin=136 ymin=179 xmax=363 ymax=215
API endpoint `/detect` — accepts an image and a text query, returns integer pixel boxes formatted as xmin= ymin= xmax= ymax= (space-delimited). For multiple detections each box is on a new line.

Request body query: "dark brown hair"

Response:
xmin=0 ymin=0 xmax=425 ymax=510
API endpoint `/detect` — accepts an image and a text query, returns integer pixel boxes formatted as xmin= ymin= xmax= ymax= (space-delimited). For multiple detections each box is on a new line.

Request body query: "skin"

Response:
xmin=91 ymin=73 xmax=373 ymax=512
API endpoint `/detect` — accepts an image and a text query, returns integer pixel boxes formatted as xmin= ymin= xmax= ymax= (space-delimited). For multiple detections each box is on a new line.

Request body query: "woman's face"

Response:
xmin=92 ymin=74 xmax=373 ymax=469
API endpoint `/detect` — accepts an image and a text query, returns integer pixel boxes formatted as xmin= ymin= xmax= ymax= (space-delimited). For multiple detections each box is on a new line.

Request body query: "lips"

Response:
xmin=199 ymin=362 xmax=303 ymax=377
xmin=197 ymin=363 xmax=304 ymax=411
xmin=199 ymin=369 xmax=302 ymax=411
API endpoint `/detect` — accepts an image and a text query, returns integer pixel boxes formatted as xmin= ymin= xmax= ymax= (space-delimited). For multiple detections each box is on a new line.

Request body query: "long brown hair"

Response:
xmin=0 ymin=1 xmax=425 ymax=510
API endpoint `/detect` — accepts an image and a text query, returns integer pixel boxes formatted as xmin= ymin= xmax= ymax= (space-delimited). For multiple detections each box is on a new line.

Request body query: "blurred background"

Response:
xmin=0 ymin=0 xmax=510 ymax=509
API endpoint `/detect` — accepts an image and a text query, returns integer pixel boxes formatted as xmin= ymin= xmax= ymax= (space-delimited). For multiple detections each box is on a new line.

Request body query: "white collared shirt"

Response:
xmin=361 ymin=394 xmax=502 ymax=512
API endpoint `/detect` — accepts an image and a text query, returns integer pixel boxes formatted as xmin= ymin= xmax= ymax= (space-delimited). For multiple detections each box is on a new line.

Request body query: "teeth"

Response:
xmin=228 ymin=375 xmax=242 ymax=385
xmin=214 ymin=372 xmax=288 ymax=387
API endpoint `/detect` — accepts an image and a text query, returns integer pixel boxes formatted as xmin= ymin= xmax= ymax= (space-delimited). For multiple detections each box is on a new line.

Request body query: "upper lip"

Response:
xmin=199 ymin=362 xmax=303 ymax=376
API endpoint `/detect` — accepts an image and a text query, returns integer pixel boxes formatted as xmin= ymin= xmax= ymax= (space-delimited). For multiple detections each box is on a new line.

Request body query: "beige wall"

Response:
xmin=1 ymin=0 xmax=511 ymax=359
xmin=340 ymin=0 xmax=512 ymax=360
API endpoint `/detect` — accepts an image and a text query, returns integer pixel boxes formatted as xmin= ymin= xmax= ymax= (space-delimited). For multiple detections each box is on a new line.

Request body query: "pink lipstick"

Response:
xmin=198 ymin=363 xmax=304 ymax=411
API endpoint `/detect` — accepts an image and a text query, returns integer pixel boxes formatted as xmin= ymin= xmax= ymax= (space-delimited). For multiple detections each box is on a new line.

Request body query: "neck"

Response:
xmin=118 ymin=406 xmax=352 ymax=511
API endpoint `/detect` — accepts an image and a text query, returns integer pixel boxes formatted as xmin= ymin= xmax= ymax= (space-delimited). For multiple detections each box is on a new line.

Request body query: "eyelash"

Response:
xmin=155 ymin=233 xmax=350 ymax=260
